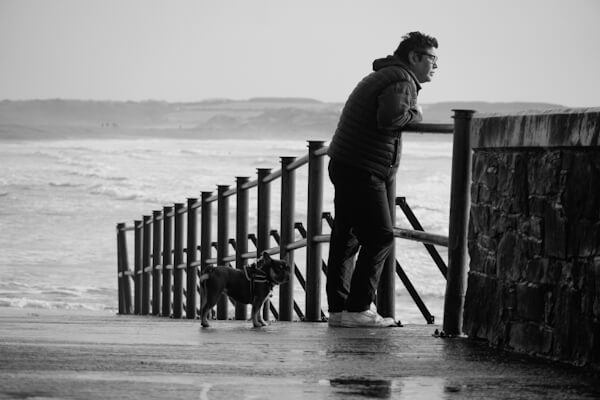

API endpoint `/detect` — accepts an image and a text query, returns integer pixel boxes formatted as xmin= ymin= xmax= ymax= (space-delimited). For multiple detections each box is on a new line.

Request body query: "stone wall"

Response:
xmin=463 ymin=108 xmax=600 ymax=369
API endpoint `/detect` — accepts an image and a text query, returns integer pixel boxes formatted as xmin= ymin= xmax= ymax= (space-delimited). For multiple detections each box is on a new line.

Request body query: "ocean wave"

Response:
xmin=49 ymin=182 xmax=84 ymax=188
xmin=88 ymin=184 xmax=168 ymax=204
xmin=63 ymin=168 xmax=128 ymax=182
xmin=0 ymin=297 xmax=117 ymax=312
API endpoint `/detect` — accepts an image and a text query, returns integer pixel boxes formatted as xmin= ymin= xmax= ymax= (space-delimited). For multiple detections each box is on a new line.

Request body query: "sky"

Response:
xmin=1 ymin=0 xmax=599 ymax=107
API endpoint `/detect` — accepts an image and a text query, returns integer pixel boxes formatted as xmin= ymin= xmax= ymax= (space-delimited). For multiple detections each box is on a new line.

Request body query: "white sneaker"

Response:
xmin=328 ymin=312 xmax=343 ymax=327
xmin=341 ymin=309 xmax=396 ymax=328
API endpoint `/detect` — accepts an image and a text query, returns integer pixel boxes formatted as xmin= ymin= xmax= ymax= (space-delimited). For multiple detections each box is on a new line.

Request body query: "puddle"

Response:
xmin=321 ymin=376 xmax=450 ymax=399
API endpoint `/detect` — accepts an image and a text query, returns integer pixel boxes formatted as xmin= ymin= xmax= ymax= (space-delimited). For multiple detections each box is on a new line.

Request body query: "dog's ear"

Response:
xmin=261 ymin=251 xmax=272 ymax=262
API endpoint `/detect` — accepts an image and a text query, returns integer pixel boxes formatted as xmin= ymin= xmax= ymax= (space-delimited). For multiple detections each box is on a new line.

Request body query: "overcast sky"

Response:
xmin=1 ymin=0 xmax=598 ymax=107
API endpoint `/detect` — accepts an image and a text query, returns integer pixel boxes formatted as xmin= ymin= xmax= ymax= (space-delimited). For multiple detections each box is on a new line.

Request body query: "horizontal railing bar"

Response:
xmin=222 ymin=255 xmax=236 ymax=263
xmin=264 ymin=246 xmax=281 ymax=256
xmin=241 ymin=179 xmax=258 ymax=190
xmin=262 ymin=169 xmax=282 ymax=184
xmin=190 ymin=260 xmax=202 ymax=267
xmin=191 ymin=200 xmax=201 ymax=210
xmin=177 ymin=206 xmax=188 ymax=215
xmin=312 ymin=234 xmax=330 ymax=243
xmin=206 ymin=258 xmax=217 ymax=264
xmin=393 ymin=227 xmax=449 ymax=247
xmin=117 ymin=225 xmax=136 ymax=232
xmin=223 ymin=187 xmax=237 ymax=197
xmin=206 ymin=194 xmax=218 ymax=203
xmin=241 ymin=251 xmax=258 ymax=260
xmin=286 ymin=154 xmax=309 ymax=171
xmin=404 ymin=122 xmax=454 ymax=133
xmin=175 ymin=263 xmax=186 ymax=270
xmin=285 ymin=238 xmax=307 ymax=251
xmin=313 ymin=146 xmax=328 ymax=157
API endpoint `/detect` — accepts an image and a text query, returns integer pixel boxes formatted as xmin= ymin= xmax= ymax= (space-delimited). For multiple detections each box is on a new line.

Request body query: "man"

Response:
xmin=326 ymin=31 xmax=438 ymax=327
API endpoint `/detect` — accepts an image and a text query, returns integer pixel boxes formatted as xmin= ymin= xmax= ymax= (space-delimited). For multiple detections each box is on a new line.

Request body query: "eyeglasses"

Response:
xmin=417 ymin=52 xmax=438 ymax=66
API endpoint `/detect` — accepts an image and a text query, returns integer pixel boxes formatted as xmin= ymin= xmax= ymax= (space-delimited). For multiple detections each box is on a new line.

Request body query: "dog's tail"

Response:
xmin=199 ymin=266 xmax=215 ymax=283
xmin=199 ymin=266 xmax=216 ymax=311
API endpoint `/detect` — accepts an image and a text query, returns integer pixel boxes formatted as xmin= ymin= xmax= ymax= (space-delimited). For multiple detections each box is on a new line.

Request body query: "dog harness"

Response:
xmin=243 ymin=263 xmax=274 ymax=299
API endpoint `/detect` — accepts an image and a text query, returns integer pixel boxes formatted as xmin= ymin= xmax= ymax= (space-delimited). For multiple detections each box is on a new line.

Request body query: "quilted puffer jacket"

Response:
xmin=327 ymin=56 xmax=422 ymax=179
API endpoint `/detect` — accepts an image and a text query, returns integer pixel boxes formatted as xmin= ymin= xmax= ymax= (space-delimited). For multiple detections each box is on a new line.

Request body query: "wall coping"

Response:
xmin=470 ymin=107 xmax=600 ymax=149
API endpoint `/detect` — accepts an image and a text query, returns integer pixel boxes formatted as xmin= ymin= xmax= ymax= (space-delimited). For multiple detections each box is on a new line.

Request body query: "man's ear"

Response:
xmin=408 ymin=50 xmax=419 ymax=65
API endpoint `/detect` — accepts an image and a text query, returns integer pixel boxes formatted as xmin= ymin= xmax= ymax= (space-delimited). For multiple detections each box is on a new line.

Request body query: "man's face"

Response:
xmin=409 ymin=47 xmax=437 ymax=83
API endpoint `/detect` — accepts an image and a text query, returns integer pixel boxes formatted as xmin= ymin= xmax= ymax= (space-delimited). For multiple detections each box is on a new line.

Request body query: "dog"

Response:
xmin=199 ymin=251 xmax=290 ymax=328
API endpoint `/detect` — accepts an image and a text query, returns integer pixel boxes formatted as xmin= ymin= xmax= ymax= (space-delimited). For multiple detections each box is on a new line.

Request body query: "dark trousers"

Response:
xmin=326 ymin=160 xmax=396 ymax=313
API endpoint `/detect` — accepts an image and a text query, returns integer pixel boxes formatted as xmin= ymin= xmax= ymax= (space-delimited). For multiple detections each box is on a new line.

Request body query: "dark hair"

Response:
xmin=393 ymin=31 xmax=438 ymax=62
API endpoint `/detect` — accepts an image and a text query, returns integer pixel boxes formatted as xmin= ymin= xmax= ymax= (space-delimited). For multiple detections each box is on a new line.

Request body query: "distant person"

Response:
xmin=326 ymin=31 xmax=438 ymax=327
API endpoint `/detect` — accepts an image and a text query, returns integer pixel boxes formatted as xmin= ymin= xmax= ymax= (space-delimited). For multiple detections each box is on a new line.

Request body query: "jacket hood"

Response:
xmin=372 ymin=55 xmax=421 ymax=90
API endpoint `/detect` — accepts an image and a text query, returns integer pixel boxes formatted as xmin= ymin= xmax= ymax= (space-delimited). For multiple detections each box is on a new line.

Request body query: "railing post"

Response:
xmin=257 ymin=168 xmax=272 ymax=321
xmin=116 ymin=223 xmax=132 ymax=314
xmin=217 ymin=185 xmax=230 ymax=320
xmin=306 ymin=141 xmax=325 ymax=322
xmin=186 ymin=198 xmax=198 ymax=319
xmin=133 ymin=219 xmax=142 ymax=314
xmin=152 ymin=210 xmax=162 ymax=316
xmin=443 ymin=109 xmax=475 ymax=336
xmin=377 ymin=178 xmax=396 ymax=319
xmin=279 ymin=157 xmax=296 ymax=321
xmin=199 ymin=191 xmax=213 ymax=321
xmin=161 ymin=206 xmax=173 ymax=317
xmin=236 ymin=177 xmax=250 ymax=320
xmin=200 ymin=192 xmax=213 ymax=271
xmin=172 ymin=203 xmax=185 ymax=319
xmin=141 ymin=215 xmax=152 ymax=315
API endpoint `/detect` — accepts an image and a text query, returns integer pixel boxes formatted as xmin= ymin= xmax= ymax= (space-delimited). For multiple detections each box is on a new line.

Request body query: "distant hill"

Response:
xmin=0 ymin=98 xmax=567 ymax=140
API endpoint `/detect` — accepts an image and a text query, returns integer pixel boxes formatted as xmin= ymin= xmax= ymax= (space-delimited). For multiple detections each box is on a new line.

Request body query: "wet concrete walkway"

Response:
xmin=0 ymin=308 xmax=599 ymax=399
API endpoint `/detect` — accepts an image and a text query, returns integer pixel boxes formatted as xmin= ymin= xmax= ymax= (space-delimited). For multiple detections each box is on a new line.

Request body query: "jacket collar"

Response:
xmin=372 ymin=55 xmax=422 ymax=91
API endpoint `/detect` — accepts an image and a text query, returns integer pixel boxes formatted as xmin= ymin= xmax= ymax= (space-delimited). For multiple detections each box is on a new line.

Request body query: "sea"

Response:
xmin=0 ymin=133 xmax=453 ymax=324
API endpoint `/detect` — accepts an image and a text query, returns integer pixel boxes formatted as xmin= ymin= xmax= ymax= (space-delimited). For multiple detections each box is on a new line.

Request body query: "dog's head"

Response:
xmin=257 ymin=251 xmax=290 ymax=285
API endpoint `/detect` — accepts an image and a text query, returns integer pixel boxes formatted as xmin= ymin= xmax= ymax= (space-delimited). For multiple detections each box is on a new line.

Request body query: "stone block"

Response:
xmin=483 ymin=165 xmax=498 ymax=190
xmin=525 ymin=237 xmax=543 ymax=258
xmin=544 ymin=203 xmax=567 ymax=258
xmin=471 ymin=182 xmax=481 ymax=204
xmin=468 ymin=241 xmax=485 ymax=273
xmin=527 ymin=151 xmax=561 ymax=196
xmin=471 ymin=153 xmax=488 ymax=184
xmin=528 ymin=195 xmax=548 ymax=217
xmin=464 ymin=272 xmax=502 ymax=340
xmin=567 ymin=220 xmax=600 ymax=258
xmin=552 ymin=285 xmax=584 ymax=361
xmin=562 ymin=152 xmax=600 ymax=222
xmin=508 ymin=321 xmax=545 ymax=355
xmin=484 ymin=256 xmax=497 ymax=275
xmin=497 ymin=231 xmax=525 ymax=281
xmin=469 ymin=204 xmax=489 ymax=236
xmin=582 ymin=260 xmax=598 ymax=319
xmin=479 ymin=184 xmax=492 ymax=203
xmin=593 ymin=257 xmax=600 ymax=320
xmin=496 ymin=153 xmax=512 ymax=193
xmin=524 ymin=257 xmax=548 ymax=284
xmin=516 ymin=282 xmax=545 ymax=323
xmin=560 ymin=261 xmax=585 ymax=290
xmin=545 ymin=289 xmax=556 ymax=326
xmin=510 ymin=154 xmax=529 ymax=214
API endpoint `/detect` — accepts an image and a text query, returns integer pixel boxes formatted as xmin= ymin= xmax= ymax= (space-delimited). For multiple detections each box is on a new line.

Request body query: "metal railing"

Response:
xmin=116 ymin=110 xmax=475 ymax=332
